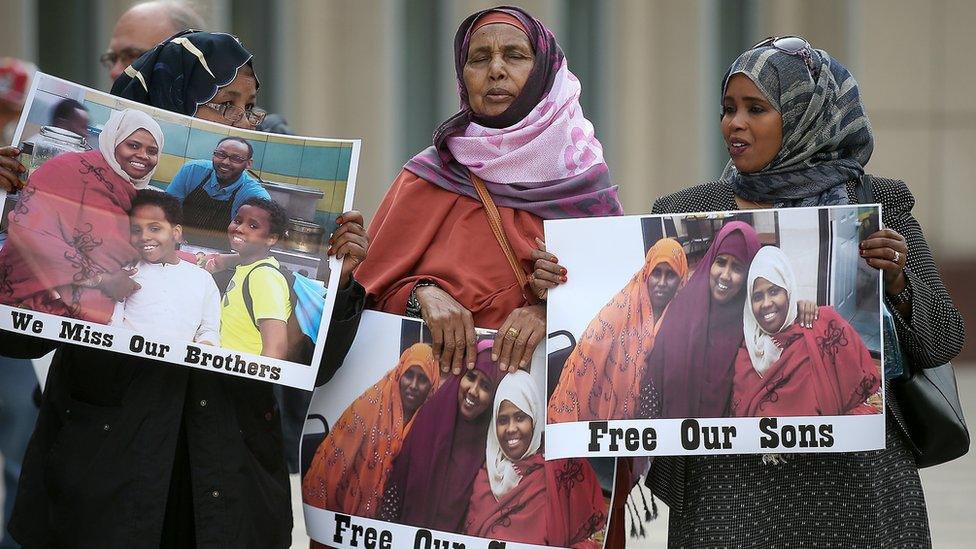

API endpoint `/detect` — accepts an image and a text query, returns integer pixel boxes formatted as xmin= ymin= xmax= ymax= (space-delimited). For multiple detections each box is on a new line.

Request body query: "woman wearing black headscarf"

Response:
xmin=643 ymin=37 xmax=964 ymax=547
xmin=2 ymin=31 xmax=366 ymax=548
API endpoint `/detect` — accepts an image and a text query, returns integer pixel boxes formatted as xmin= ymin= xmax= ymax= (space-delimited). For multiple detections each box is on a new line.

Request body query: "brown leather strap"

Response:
xmin=470 ymin=173 xmax=533 ymax=302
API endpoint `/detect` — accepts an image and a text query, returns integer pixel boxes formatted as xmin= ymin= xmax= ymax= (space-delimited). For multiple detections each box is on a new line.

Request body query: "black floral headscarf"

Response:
xmin=111 ymin=30 xmax=258 ymax=117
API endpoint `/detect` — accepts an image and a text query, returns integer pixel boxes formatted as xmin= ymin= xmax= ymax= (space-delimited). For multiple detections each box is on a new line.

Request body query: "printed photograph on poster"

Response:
xmin=300 ymin=310 xmax=615 ymax=549
xmin=544 ymin=206 xmax=885 ymax=458
xmin=0 ymin=72 xmax=360 ymax=389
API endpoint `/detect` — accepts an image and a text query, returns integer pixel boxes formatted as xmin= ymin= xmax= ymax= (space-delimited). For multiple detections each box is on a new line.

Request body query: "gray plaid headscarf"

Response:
xmin=720 ymin=45 xmax=874 ymax=207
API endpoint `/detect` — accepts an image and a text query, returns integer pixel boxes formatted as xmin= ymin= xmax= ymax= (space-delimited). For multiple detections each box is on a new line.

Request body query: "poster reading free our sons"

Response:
xmin=544 ymin=205 xmax=886 ymax=459
xmin=300 ymin=310 xmax=616 ymax=549
xmin=0 ymin=72 xmax=359 ymax=390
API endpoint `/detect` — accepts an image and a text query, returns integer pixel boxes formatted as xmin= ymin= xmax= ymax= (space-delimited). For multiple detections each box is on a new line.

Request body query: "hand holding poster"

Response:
xmin=301 ymin=310 xmax=615 ymax=548
xmin=544 ymin=207 xmax=885 ymax=458
xmin=0 ymin=72 xmax=360 ymax=389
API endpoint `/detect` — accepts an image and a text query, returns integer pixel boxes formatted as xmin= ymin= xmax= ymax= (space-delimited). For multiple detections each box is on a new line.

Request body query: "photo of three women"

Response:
xmin=547 ymin=214 xmax=883 ymax=424
xmin=302 ymin=335 xmax=610 ymax=548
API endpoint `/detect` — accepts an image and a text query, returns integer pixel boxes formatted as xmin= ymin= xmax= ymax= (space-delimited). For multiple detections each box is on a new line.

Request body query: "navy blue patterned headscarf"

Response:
xmin=720 ymin=44 xmax=874 ymax=207
xmin=111 ymin=30 xmax=258 ymax=116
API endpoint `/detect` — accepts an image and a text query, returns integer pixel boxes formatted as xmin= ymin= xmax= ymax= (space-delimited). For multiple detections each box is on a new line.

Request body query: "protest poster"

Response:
xmin=544 ymin=206 xmax=885 ymax=459
xmin=0 ymin=72 xmax=359 ymax=390
xmin=300 ymin=310 xmax=615 ymax=549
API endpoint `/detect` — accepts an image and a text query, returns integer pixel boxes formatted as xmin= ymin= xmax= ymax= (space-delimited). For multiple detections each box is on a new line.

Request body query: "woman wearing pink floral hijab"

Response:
xmin=356 ymin=6 xmax=621 ymax=379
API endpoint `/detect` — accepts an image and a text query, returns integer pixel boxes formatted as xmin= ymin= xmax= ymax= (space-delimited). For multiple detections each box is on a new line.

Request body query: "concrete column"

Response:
xmin=276 ymin=0 xmax=399 ymax=222
xmin=0 ymin=0 xmax=37 ymax=62
xmin=607 ymin=0 xmax=705 ymax=213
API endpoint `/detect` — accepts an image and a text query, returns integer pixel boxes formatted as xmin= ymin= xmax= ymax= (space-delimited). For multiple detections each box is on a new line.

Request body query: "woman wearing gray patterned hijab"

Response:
xmin=636 ymin=36 xmax=964 ymax=549
xmin=720 ymin=40 xmax=874 ymax=207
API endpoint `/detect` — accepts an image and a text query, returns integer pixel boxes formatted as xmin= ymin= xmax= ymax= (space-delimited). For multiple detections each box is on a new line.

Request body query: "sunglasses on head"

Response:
xmin=751 ymin=36 xmax=820 ymax=80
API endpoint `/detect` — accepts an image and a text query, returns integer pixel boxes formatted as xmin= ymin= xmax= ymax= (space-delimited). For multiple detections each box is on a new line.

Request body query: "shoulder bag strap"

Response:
xmin=856 ymin=174 xmax=875 ymax=205
xmin=242 ymin=262 xmax=280 ymax=327
xmin=470 ymin=172 xmax=534 ymax=304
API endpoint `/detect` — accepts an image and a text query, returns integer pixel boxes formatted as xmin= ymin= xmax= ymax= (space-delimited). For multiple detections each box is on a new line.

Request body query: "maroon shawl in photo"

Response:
xmin=464 ymin=453 xmax=606 ymax=547
xmin=731 ymin=306 xmax=882 ymax=417
xmin=0 ymin=150 xmax=139 ymax=324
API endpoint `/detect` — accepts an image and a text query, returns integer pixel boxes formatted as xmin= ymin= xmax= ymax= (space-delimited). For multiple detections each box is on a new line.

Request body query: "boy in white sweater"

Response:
xmin=111 ymin=190 xmax=220 ymax=345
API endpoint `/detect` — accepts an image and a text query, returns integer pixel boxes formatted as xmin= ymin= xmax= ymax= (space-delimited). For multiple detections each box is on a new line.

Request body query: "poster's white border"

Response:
xmin=0 ymin=305 xmax=315 ymax=388
xmin=543 ymin=204 xmax=887 ymax=458
xmin=304 ymin=505 xmax=556 ymax=549
xmin=1 ymin=72 xmax=361 ymax=390
xmin=300 ymin=311 xmax=617 ymax=548
xmin=545 ymin=414 xmax=886 ymax=459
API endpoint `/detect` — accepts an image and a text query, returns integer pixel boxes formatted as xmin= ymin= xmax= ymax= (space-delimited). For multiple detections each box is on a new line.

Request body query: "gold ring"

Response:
xmin=504 ymin=327 xmax=520 ymax=341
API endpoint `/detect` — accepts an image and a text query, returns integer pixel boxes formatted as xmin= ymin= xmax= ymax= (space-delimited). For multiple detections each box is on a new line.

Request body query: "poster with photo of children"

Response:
xmin=0 ymin=72 xmax=360 ymax=390
xmin=300 ymin=310 xmax=615 ymax=549
xmin=544 ymin=206 xmax=886 ymax=459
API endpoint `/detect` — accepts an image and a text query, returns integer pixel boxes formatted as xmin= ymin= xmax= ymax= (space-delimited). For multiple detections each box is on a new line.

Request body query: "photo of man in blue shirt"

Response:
xmin=167 ymin=136 xmax=270 ymax=248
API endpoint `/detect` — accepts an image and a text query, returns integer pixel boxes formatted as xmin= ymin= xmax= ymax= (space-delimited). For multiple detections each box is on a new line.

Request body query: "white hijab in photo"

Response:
xmin=98 ymin=108 xmax=165 ymax=189
xmin=486 ymin=370 xmax=544 ymax=500
xmin=744 ymin=246 xmax=799 ymax=376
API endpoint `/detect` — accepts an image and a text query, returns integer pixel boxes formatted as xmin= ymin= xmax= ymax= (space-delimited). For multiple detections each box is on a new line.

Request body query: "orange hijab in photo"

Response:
xmin=302 ymin=343 xmax=440 ymax=518
xmin=548 ymin=238 xmax=688 ymax=422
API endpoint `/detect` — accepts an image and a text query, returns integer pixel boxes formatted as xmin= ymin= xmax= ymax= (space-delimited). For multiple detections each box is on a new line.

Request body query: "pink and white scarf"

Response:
xmin=405 ymin=6 xmax=621 ymax=220
xmin=446 ymin=61 xmax=604 ymax=185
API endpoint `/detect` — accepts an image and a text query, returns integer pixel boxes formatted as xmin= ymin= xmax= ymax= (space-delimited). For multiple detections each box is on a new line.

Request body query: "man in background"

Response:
xmin=101 ymin=1 xmax=205 ymax=82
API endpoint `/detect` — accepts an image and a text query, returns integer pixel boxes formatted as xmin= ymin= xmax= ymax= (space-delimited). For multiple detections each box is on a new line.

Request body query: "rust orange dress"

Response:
xmin=355 ymin=169 xmax=543 ymax=330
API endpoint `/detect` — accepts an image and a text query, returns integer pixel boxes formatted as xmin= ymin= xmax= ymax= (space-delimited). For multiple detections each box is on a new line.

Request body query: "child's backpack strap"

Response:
xmin=242 ymin=262 xmax=296 ymax=328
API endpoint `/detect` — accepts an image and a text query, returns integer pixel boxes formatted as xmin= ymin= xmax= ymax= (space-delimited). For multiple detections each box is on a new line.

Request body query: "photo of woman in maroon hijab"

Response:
xmin=731 ymin=246 xmax=882 ymax=417
xmin=378 ymin=339 xmax=508 ymax=532
xmin=637 ymin=220 xmax=761 ymax=419
xmin=0 ymin=108 xmax=163 ymax=324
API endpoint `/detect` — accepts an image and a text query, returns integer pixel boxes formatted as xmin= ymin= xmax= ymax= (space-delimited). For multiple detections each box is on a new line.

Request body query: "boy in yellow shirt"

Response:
xmin=220 ymin=197 xmax=291 ymax=358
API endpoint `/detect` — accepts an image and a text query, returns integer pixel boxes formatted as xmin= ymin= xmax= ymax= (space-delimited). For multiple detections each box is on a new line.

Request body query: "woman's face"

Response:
xmin=114 ymin=129 xmax=159 ymax=180
xmin=457 ymin=368 xmax=495 ymax=421
xmin=648 ymin=262 xmax=681 ymax=311
xmin=399 ymin=364 xmax=433 ymax=420
xmin=495 ymin=399 xmax=533 ymax=461
xmin=751 ymin=277 xmax=790 ymax=333
xmin=721 ymin=73 xmax=783 ymax=174
xmin=462 ymin=23 xmax=535 ymax=117
xmin=709 ymin=253 xmax=747 ymax=304
xmin=195 ymin=67 xmax=259 ymax=129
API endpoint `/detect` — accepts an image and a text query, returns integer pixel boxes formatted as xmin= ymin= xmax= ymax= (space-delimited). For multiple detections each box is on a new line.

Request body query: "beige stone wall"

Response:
xmin=273 ymin=0 xmax=398 ymax=226
xmin=606 ymin=0 xmax=706 ymax=213
xmin=0 ymin=0 xmax=35 ymax=61
xmin=857 ymin=0 xmax=976 ymax=260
